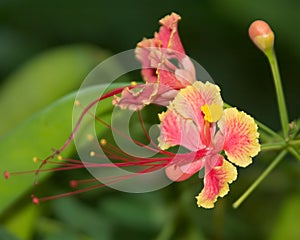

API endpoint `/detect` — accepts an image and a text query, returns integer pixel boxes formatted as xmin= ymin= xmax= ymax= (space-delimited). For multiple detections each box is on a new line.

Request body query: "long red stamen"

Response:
xmin=34 ymin=84 xmax=137 ymax=181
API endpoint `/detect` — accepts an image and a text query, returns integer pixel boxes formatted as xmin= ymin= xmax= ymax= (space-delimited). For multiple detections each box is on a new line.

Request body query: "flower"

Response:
xmin=4 ymin=13 xmax=260 ymax=209
xmin=113 ymin=12 xmax=196 ymax=110
xmin=158 ymin=81 xmax=260 ymax=208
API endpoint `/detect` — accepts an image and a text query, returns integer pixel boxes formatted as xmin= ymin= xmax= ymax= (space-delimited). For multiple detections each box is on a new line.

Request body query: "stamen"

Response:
xmin=34 ymin=85 xmax=134 ymax=177
xmin=89 ymin=151 xmax=96 ymax=157
xmin=32 ymin=195 xmax=40 ymax=205
xmin=69 ymin=180 xmax=78 ymax=188
xmin=131 ymin=81 xmax=137 ymax=87
xmin=100 ymin=138 xmax=107 ymax=146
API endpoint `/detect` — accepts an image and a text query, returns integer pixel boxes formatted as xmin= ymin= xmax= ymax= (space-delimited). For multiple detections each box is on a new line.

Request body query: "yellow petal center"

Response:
xmin=201 ymin=104 xmax=223 ymax=123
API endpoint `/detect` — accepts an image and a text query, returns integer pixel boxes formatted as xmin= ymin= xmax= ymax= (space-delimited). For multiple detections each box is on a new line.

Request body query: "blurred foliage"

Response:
xmin=1 ymin=0 xmax=300 ymax=239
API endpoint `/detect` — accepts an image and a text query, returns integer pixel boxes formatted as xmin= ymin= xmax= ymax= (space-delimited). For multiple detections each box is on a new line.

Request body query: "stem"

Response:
xmin=289 ymin=139 xmax=300 ymax=146
xmin=260 ymin=142 xmax=285 ymax=151
xmin=266 ymin=49 xmax=289 ymax=138
xmin=233 ymin=150 xmax=287 ymax=208
xmin=287 ymin=147 xmax=300 ymax=162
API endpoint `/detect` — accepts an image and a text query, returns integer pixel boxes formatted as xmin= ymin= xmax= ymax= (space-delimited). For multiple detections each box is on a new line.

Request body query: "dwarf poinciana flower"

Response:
xmin=113 ymin=12 xmax=196 ymax=110
xmin=4 ymin=13 xmax=260 ymax=208
xmin=158 ymin=81 xmax=260 ymax=208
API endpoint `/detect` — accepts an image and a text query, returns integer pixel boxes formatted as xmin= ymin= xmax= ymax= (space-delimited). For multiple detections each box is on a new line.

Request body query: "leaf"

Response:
xmin=0 ymin=45 xmax=111 ymax=135
xmin=51 ymin=197 xmax=112 ymax=240
xmin=0 ymin=82 xmax=129 ymax=240
xmin=269 ymin=194 xmax=300 ymax=240
xmin=0 ymin=84 xmax=127 ymax=214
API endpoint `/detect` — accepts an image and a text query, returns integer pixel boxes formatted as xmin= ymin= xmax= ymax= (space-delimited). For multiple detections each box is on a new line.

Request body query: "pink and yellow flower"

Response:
xmin=113 ymin=12 xmax=196 ymax=110
xmin=158 ymin=81 xmax=260 ymax=208
xmin=4 ymin=13 xmax=260 ymax=208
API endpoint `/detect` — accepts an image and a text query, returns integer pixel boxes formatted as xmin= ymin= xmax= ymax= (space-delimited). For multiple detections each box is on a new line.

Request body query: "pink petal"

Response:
xmin=196 ymin=158 xmax=237 ymax=208
xmin=113 ymin=84 xmax=178 ymax=110
xmin=165 ymin=151 xmax=207 ymax=182
xmin=135 ymin=12 xmax=196 ymax=88
xmin=218 ymin=108 xmax=260 ymax=167
xmin=156 ymin=12 xmax=185 ymax=53
xmin=158 ymin=106 xmax=204 ymax=151
xmin=172 ymin=82 xmax=223 ymax=125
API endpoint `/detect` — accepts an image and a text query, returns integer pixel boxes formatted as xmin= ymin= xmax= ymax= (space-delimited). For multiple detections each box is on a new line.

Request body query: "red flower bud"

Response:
xmin=249 ymin=20 xmax=274 ymax=52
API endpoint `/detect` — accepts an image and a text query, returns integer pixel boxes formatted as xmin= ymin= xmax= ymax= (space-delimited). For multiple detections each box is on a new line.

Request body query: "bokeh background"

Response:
xmin=1 ymin=0 xmax=300 ymax=239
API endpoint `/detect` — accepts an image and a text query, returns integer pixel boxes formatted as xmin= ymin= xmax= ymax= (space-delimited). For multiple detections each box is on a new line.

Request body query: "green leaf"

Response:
xmin=51 ymin=197 xmax=112 ymax=240
xmin=0 ymin=45 xmax=111 ymax=135
xmin=0 ymin=84 xmax=124 ymax=214
xmin=269 ymin=194 xmax=300 ymax=240
xmin=0 ymin=82 xmax=130 ymax=240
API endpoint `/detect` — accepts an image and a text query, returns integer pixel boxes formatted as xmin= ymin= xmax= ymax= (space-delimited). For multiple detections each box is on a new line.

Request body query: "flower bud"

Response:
xmin=249 ymin=20 xmax=274 ymax=52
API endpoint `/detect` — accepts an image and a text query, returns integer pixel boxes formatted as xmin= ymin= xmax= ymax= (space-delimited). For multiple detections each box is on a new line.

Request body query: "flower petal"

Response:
xmin=158 ymin=81 xmax=224 ymax=150
xmin=158 ymin=106 xmax=204 ymax=151
xmin=172 ymin=81 xmax=223 ymax=124
xmin=164 ymin=151 xmax=206 ymax=182
xmin=218 ymin=108 xmax=260 ymax=167
xmin=113 ymin=83 xmax=178 ymax=110
xmin=135 ymin=12 xmax=196 ymax=88
xmin=196 ymin=158 xmax=237 ymax=208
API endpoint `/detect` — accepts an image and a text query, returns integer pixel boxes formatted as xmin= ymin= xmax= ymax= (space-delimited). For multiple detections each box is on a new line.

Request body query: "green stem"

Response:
xmin=289 ymin=139 xmax=300 ymax=146
xmin=287 ymin=147 xmax=300 ymax=162
xmin=266 ymin=49 xmax=289 ymax=138
xmin=256 ymin=119 xmax=282 ymax=140
xmin=261 ymin=142 xmax=285 ymax=151
xmin=233 ymin=150 xmax=287 ymax=209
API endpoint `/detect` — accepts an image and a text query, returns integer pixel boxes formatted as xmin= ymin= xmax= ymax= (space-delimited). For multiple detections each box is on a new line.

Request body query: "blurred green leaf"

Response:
xmin=0 ymin=225 xmax=20 ymax=240
xmin=98 ymin=194 xmax=166 ymax=231
xmin=0 ymin=83 xmax=126 ymax=238
xmin=51 ymin=197 xmax=112 ymax=240
xmin=0 ymin=45 xmax=110 ymax=135
xmin=269 ymin=194 xmax=300 ymax=240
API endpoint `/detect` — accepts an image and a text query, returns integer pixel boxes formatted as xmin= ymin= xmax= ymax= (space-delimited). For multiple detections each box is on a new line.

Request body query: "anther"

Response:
xmin=131 ymin=81 xmax=137 ymax=87
xmin=33 ymin=157 xmax=39 ymax=163
xmin=70 ymin=180 xmax=78 ymax=188
xmin=32 ymin=196 xmax=40 ymax=205
xmin=90 ymin=151 xmax=96 ymax=157
xmin=100 ymin=138 xmax=107 ymax=146
xmin=4 ymin=171 xmax=10 ymax=179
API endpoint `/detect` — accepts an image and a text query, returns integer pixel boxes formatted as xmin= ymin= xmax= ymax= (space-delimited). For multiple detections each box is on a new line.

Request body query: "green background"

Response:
xmin=0 ymin=0 xmax=300 ymax=239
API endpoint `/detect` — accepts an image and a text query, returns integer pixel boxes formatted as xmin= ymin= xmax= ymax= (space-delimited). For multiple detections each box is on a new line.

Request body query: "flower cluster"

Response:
xmin=4 ymin=13 xmax=260 ymax=208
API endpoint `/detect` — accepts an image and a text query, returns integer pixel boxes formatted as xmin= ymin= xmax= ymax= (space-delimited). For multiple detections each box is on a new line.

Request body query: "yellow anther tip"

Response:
xmin=100 ymin=139 xmax=107 ymax=146
xmin=33 ymin=157 xmax=39 ymax=163
xmin=90 ymin=151 xmax=96 ymax=157
xmin=131 ymin=81 xmax=137 ymax=87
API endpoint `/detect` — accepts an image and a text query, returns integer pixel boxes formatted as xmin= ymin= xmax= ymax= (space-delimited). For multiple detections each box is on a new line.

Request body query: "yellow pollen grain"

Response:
xmin=131 ymin=81 xmax=137 ymax=87
xmin=33 ymin=157 xmax=39 ymax=163
xmin=57 ymin=155 xmax=63 ymax=161
xmin=90 ymin=151 xmax=96 ymax=157
xmin=100 ymin=138 xmax=107 ymax=146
